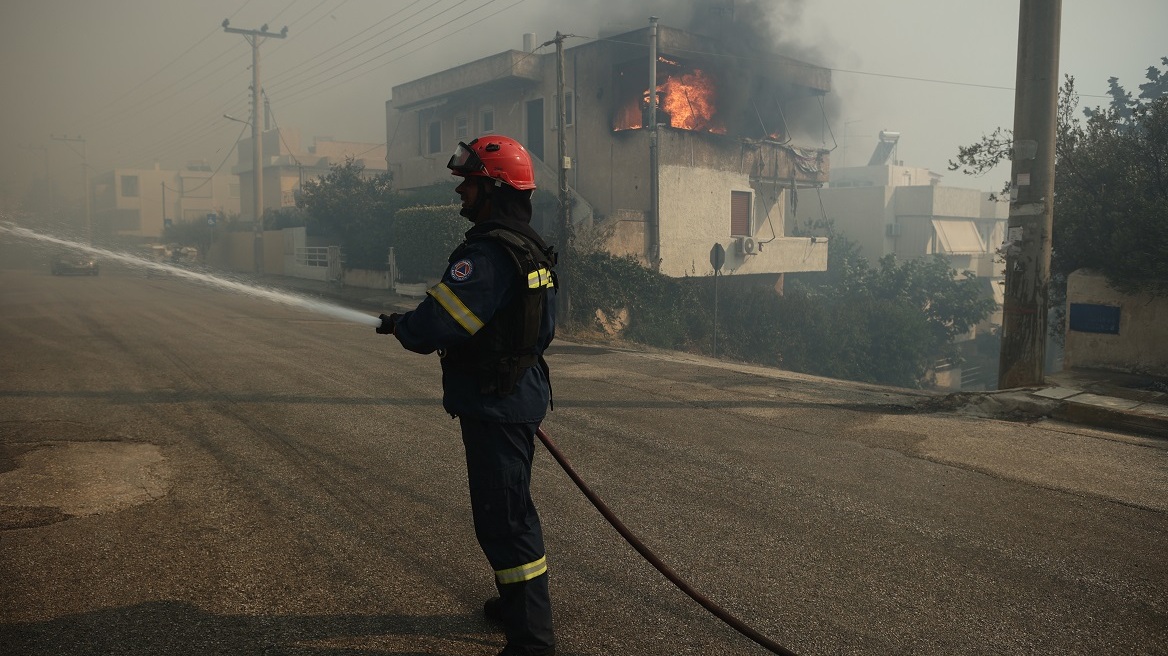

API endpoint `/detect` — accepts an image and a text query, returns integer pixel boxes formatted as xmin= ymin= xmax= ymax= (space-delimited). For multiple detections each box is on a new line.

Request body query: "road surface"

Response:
xmin=1 ymin=266 xmax=1165 ymax=655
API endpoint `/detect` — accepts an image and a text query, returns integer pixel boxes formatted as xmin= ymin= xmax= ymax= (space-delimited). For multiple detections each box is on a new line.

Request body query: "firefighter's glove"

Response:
xmin=376 ymin=313 xmax=401 ymax=335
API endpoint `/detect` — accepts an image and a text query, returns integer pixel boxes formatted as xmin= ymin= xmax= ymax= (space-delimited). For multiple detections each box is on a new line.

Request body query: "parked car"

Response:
xmin=51 ymin=254 xmax=99 ymax=276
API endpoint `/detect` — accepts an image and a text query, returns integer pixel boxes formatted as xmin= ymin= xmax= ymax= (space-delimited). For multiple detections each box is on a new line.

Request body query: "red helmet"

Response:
xmin=447 ymin=135 xmax=536 ymax=191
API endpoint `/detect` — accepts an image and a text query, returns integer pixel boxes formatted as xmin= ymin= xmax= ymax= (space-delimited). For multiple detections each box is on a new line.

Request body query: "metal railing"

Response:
xmin=295 ymin=246 xmax=330 ymax=267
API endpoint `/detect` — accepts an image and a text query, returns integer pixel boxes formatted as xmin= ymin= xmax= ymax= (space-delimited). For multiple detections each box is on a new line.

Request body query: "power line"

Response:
xmin=267 ymin=0 xmax=351 ymax=58
xmin=79 ymin=0 xmax=258 ymax=131
xmin=575 ymin=33 xmax=1112 ymax=99
xmin=264 ymin=0 xmax=413 ymax=86
xmin=162 ymin=122 xmax=250 ymax=196
xmin=267 ymin=0 xmax=472 ymax=94
xmin=275 ymin=0 xmax=525 ymax=106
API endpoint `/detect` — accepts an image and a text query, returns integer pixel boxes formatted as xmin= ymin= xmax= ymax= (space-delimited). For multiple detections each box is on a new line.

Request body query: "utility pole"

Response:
xmin=223 ymin=19 xmax=287 ymax=275
xmin=999 ymin=0 xmax=1062 ymax=389
xmin=647 ymin=16 xmax=660 ymax=270
xmin=51 ymin=134 xmax=90 ymax=244
xmin=554 ymin=31 xmax=571 ymax=324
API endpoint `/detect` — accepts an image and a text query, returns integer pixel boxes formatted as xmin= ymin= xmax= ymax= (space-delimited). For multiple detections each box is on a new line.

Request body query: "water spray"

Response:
xmin=0 ymin=221 xmax=381 ymax=328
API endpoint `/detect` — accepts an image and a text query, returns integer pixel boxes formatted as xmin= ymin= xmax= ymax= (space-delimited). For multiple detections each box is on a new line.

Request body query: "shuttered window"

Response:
xmin=730 ymin=190 xmax=751 ymax=236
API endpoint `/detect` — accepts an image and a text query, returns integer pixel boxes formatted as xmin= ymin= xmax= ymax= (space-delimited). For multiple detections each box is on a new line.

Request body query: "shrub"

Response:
xmin=391 ymin=204 xmax=466 ymax=282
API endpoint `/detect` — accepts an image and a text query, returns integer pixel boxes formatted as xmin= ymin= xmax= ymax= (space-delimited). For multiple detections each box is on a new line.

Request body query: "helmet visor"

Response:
xmin=447 ymin=141 xmax=485 ymax=175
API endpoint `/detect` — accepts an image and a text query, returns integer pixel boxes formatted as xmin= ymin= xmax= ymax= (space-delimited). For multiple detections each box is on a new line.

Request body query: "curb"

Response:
xmin=1053 ymin=401 xmax=1168 ymax=439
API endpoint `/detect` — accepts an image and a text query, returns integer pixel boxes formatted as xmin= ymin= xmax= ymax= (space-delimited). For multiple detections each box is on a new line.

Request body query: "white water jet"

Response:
xmin=1 ymin=221 xmax=381 ymax=328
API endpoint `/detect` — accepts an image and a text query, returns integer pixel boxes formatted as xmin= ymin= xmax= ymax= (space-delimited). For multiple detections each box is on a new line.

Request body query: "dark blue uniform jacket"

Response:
xmin=393 ymin=220 xmax=556 ymax=423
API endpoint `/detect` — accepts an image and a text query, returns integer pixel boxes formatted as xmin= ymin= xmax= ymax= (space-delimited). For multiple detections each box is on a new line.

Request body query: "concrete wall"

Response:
xmin=657 ymin=163 xmax=826 ymax=277
xmin=219 ymin=230 xmax=285 ymax=274
xmin=1064 ymin=269 xmax=1168 ymax=375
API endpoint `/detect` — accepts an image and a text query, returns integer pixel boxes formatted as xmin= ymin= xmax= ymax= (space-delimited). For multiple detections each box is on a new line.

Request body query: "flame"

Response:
xmin=614 ymin=64 xmax=726 ymax=134
xmin=659 ymin=69 xmax=724 ymax=133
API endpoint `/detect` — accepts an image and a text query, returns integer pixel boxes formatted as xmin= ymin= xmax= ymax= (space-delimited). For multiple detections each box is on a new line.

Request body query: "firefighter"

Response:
xmin=376 ymin=134 xmax=557 ymax=656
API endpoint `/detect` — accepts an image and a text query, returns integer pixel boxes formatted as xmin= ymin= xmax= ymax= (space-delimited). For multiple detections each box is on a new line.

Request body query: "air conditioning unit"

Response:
xmin=886 ymin=223 xmax=902 ymax=237
xmin=736 ymin=236 xmax=758 ymax=255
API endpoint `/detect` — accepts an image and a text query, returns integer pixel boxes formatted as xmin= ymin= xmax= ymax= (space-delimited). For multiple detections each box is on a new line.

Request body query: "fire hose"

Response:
xmin=535 ymin=427 xmax=798 ymax=656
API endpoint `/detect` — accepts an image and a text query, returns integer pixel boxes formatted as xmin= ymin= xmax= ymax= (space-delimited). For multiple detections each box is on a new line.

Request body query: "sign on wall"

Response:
xmin=1068 ymin=303 xmax=1121 ymax=335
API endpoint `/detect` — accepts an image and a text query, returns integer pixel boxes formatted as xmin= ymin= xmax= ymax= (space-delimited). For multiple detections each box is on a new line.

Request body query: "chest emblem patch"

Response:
xmin=450 ymin=258 xmax=474 ymax=282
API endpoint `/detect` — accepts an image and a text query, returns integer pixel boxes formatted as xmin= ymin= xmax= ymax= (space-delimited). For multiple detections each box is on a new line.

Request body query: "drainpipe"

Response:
xmin=648 ymin=16 xmax=661 ymax=270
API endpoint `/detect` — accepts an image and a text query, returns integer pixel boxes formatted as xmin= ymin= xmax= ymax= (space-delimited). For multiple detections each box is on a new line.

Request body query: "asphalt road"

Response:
xmin=1 ymin=265 xmax=1166 ymax=656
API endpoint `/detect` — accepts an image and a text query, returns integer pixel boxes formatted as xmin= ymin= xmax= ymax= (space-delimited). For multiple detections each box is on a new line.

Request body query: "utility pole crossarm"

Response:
xmin=222 ymin=19 xmax=287 ymax=275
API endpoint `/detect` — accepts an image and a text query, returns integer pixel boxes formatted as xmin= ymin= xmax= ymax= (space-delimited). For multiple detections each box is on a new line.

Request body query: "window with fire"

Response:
xmin=612 ymin=54 xmax=798 ymax=141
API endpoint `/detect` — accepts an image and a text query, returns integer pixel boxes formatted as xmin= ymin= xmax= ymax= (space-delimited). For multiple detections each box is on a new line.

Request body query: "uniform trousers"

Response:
xmin=459 ymin=417 xmax=555 ymax=652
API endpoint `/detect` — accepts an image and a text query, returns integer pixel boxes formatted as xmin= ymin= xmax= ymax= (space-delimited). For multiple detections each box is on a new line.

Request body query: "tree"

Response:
xmin=950 ymin=59 xmax=1168 ymax=333
xmin=297 ymin=159 xmax=396 ymax=270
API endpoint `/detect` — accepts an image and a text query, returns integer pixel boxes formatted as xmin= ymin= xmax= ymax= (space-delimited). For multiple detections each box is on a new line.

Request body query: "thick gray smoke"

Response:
xmin=532 ymin=0 xmax=841 ymax=144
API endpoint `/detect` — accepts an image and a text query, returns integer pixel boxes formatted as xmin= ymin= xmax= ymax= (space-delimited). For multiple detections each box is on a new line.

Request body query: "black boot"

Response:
xmin=484 ymin=596 xmax=505 ymax=625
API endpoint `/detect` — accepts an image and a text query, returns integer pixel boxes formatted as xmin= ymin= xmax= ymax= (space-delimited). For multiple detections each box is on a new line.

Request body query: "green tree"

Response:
xmin=950 ymin=59 xmax=1168 ymax=332
xmin=297 ymin=159 xmax=396 ymax=270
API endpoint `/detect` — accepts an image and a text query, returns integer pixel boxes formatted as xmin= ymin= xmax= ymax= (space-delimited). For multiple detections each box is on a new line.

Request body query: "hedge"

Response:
xmin=391 ymin=204 xmax=466 ymax=282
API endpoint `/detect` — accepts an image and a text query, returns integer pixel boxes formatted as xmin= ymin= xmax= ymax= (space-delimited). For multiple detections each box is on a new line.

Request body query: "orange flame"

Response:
xmin=659 ymin=69 xmax=724 ymax=133
xmin=614 ymin=65 xmax=726 ymax=134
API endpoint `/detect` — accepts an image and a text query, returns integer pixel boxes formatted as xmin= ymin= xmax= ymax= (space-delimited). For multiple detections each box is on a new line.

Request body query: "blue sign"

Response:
xmin=1068 ymin=303 xmax=1121 ymax=334
xmin=164 ymin=218 xmax=173 ymax=228
xmin=206 ymin=213 xmax=218 ymax=225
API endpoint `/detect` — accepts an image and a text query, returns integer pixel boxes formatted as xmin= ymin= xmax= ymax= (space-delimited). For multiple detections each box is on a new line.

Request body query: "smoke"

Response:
xmin=533 ymin=0 xmax=841 ymax=145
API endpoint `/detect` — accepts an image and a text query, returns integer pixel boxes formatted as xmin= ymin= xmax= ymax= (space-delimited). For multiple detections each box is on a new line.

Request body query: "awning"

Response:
xmin=932 ymin=219 xmax=985 ymax=255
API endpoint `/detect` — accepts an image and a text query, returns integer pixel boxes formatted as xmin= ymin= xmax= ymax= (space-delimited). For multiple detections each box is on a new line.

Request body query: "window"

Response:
xmin=121 ymin=175 xmax=139 ymax=198
xmin=427 ymin=119 xmax=442 ymax=154
xmin=481 ymin=107 xmax=495 ymax=133
xmin=730 ymin=190 xmax=752 ymax=236
xmin=455 ymin=114 xmax=469 ymax=140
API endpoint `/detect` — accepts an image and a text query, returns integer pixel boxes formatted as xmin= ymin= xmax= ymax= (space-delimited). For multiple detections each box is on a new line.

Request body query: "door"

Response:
xmin=525 ymin=98 xmax=545 ymax=162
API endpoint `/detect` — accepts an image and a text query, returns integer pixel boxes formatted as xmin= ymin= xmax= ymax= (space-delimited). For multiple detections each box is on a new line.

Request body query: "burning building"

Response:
xmin=385 ymin=23 xmax=832 ymax=279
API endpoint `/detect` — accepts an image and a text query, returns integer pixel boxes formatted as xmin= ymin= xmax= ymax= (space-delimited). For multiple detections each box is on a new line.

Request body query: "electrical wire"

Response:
xmin=274 ymin=0 xmax=527 ymax=107
xmin=323 ymin=35 xmax=548 ymax=165
xmin=263 ymin=0 xmax=427 ymax=87
xmin=266 ymin=0 xmax=351 ymax=58
xmin=161 ymin=122 xmax=250 ymax=197
xmin=267 ymin=0 xmax=484 ymax=101
xmin=78 ymin=0 xmax=257 ymax=131
xmin=260 ymin=91 xmax=303 ymax=168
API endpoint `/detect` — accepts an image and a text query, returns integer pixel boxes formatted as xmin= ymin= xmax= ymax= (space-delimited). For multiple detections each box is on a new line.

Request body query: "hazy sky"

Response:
xmin=2 ymin=0 xmax=1165 ymax=206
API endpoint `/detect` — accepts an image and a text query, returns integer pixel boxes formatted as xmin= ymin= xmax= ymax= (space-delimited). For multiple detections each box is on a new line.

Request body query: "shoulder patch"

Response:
xmin=449 ymin=258 xmax=474 ymax=282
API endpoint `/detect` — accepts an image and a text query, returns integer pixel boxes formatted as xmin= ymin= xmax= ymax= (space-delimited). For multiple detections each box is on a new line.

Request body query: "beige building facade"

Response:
xmin=92 ymin=163 xmax=239 ymax=240
xmin=385 ymin=25 xmax=833 ymax=279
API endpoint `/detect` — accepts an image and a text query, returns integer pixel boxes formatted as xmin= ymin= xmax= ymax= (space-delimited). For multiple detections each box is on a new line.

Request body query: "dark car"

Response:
xmin=51 ymin=254 xmax=99 ymax=276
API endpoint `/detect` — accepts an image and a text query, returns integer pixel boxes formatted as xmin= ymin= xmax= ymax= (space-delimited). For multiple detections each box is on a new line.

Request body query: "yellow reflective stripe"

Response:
xmin=527 ymin=268 xmax=555 ymax=289
xmin=495 ymin=555 xmax=547 ymax=585
xmin=427 ymin=282 xmax=484 ymax=335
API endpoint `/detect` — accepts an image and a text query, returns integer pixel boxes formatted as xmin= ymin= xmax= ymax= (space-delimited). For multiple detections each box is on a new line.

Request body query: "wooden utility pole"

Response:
xmin=223 ymin=19 xmax=287 ymax=274
xmin=999 ymin=0 xmax=1062 ymax=388
xmin=554 ymin=31 xmax=571 ymax=324
xmin=647 ymin=16 xmax=661 ymax=269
